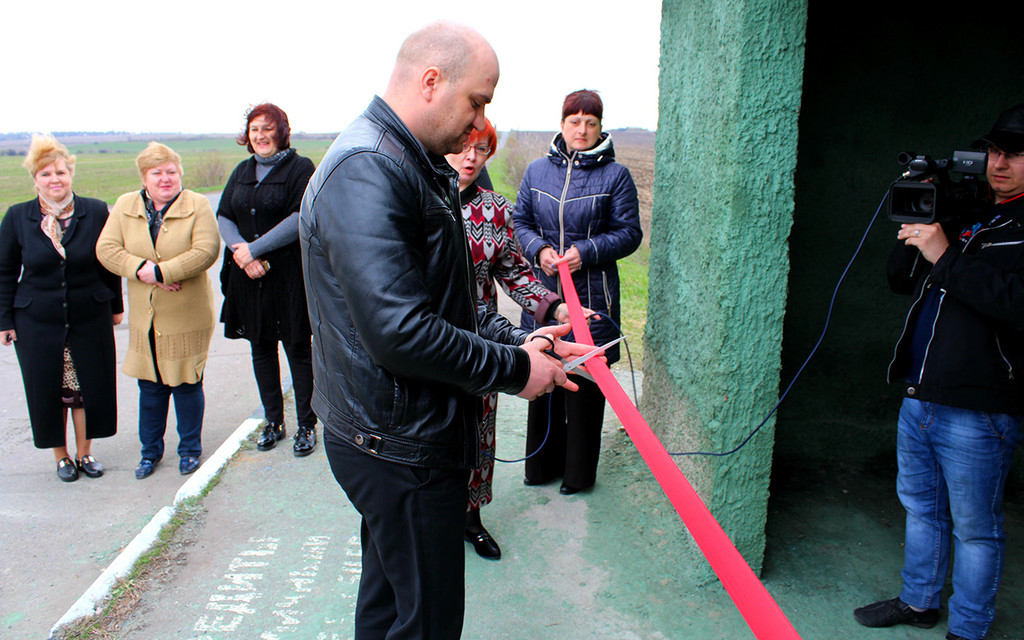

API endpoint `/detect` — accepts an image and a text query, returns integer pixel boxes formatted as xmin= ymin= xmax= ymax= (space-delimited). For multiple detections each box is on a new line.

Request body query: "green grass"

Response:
xmin=1 ymin=136 xmax=335 ymax=215
xmin=485 ymin=152 xmax=519 ymax=204
xmin=618 ymin=245 xmax=649 ymax=365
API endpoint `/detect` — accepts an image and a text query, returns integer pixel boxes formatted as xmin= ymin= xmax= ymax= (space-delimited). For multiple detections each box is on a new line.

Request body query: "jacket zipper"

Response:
xmin=558 ymin=154 xmax=574 ymax=254
xmin=995 ymin=334 xmax=1015 ymax=380
xmin=916 ymin=289 xmax=945 ymax=384
xmin=980 ymin=240 xmax=1024 ymax=248
xmin=889 ymin=279 xmax=930 ymax=379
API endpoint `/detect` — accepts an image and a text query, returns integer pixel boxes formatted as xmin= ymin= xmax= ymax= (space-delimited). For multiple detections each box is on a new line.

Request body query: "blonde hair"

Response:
xmin=23 ymin=134 xmax=76 ymax=177
xmin=136 ymin=142 xmax=183 ymax=180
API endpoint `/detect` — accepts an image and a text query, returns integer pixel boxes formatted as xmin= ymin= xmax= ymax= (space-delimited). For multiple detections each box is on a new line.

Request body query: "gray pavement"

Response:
xmin=0 ymin=192 xmax=260 ymax=639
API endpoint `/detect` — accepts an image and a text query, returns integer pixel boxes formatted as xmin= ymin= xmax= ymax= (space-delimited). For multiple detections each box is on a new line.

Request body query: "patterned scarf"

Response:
xmin=39 ymin=193 xmax=74 ymax=258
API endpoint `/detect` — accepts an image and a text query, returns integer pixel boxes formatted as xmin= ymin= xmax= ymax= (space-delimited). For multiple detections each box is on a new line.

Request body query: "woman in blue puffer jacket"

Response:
xmin=513 ymin=89 xmax=642 ymax=494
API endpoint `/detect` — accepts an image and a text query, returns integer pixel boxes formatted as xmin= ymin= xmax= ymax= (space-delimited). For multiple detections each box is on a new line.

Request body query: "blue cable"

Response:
xmin=670 ymin=183 xmax=894 ymax=457
xmin=486 ymin=314 xmax=640 ymax=464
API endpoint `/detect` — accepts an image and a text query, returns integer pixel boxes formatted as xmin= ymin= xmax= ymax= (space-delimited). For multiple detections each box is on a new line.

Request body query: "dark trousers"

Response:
xmin=325 ymin=431 xmax=469 ymax=640
xmin=138 ymin=379 xmax=204 ymax=460
xmin=524 ymin=377 xmax=606 ymax=488
xmin=250 ymin=337 xmax=315 ymax=428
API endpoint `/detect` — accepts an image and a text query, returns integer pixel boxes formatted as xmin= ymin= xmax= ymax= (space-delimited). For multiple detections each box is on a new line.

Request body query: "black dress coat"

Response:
xmin=218 ymin=150 xmax=315 ymax=344
xmin=0 ymin=196 xmax=123 ymax=448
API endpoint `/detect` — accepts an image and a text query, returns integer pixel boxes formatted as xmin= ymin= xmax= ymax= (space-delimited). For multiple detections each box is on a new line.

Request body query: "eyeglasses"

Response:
xmin=988 ymin=146 xmax=1024 ymax=163
xmin=461 ymin=143 xmax=491 ymax=156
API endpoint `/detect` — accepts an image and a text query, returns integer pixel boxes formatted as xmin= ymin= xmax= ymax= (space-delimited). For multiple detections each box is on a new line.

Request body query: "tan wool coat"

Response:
xmin=97 ymin=189 xmax=219 ymax=386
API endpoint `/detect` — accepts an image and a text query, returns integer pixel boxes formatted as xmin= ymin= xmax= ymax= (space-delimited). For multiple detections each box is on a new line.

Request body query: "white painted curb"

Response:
xmin=49 ymin=417 xmax=264 ymax=638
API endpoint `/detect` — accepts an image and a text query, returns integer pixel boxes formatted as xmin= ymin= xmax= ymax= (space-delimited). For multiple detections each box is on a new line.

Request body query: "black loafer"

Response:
xmin=179 ymin=456 xmax=200 ymax=475
xmin=57 ymin=457 xmax=79 ymax=482
xmin=465 ymin=526 xmax=501 ymax=560
xmin=293 ymin=426 xmax=317 ymax=457
xmin=76 ymin=455 xmax=104 ymax=478
xmin=559 ymin=482 xmax=591 ymax=495
xmin=256 ymin=422 xmax=286 ymax=450
xmin=135 ymin=458 xmax=159 ymax=480
xmin=853 ymin=597 xmax=939 ymax=629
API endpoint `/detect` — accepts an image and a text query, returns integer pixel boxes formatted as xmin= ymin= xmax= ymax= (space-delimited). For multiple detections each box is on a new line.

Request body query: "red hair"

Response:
xmin=237 ymin=103 xmax=291 ymax=153
xmin=467 ymin=118 xmax=498 ymax=158
xmin=561 ymin=89 xmax=603 ymax=121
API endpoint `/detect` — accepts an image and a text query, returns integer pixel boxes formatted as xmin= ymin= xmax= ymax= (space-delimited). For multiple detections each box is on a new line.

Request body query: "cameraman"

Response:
xmin=855 ymin=103 xmax=1024 ymax=640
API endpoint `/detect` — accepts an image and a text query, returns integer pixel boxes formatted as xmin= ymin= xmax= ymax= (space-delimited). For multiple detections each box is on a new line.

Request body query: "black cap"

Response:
xmin=974 ymin=103 xmax=1024 ymax=153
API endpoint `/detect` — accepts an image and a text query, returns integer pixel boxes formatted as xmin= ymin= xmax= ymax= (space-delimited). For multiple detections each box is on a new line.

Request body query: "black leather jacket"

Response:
xmin=300 ymin=97 xmax=530 ymax=469
xmin=888 ymin=194 xmax=1024 ymax=415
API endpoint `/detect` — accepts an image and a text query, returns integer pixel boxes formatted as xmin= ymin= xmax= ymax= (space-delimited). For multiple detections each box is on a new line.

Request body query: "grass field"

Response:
xmin=2 ymin=131 xmax=652 ymax=362
xmin=0 ymin=135 xmax=335 ymax=214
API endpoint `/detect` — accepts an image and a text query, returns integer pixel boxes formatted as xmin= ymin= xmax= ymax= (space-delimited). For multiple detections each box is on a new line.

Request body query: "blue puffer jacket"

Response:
xmin=513 ymin=133 xmax=642 ymax=363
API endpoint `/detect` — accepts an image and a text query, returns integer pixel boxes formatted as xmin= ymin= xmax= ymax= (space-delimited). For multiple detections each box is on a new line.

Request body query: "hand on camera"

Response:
xmin=898 ymin=223 xmax=949 ymax=264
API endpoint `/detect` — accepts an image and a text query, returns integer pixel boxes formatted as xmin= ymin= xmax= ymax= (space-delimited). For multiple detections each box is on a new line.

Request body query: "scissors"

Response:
xmin=543 ymin=336 xmax=625 ymax=383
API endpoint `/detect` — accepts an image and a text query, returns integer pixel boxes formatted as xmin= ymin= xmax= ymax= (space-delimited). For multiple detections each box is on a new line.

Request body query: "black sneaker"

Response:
xmin=293 ymin=426 xmax=317 ymax=457
xmin=854 ymin=597 xmax=939 ymax=629
xmin=256 ymin=422 xmax=286 ymax=451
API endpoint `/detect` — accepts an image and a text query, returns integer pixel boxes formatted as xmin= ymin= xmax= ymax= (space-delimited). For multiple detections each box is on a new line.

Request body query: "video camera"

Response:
xmin=887 ymin=150 xmax=988 ymax=224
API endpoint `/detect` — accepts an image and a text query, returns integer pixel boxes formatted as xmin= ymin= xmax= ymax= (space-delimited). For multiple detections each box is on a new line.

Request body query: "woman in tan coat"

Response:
xmin=97 ymin=142 xmax=219 ymax=479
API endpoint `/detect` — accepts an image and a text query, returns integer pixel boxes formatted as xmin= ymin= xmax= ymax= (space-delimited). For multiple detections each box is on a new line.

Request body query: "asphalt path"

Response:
xmin=0 ymin=192 xmax=271 ymax=640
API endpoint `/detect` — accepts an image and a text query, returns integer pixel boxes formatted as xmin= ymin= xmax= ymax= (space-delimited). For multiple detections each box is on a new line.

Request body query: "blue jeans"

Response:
xmin=138 ymin=379 xmax=205 ymax=460
xmin=896 ymin=398 xmax=1022 ymax=640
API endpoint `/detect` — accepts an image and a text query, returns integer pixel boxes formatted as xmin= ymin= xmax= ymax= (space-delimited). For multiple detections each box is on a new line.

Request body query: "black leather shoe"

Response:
xmin=179 ymin=456 xmax=200 ymax=475
xmin=854 ymin=597 xmax=939 ymax=629
xmin=57 ymin=457 xmax=79 ymax=482
xmin=523 ymin=477 xmax=551 ymax=486
xmin=945 ymin=634 xmax=970 ymax=640
xmin=465 ymin=526 xmax=501 ymax=560
xmin=293 ymin=425 xmax=317 ymax=457
xmin=256 ymin=422 xmax=286 ymax=451
xmin=135 ymin=458 xmax=159 ymax=480
xmin=76 ymin=455 xmax=104 ymax=478
xmin=559 ymin=482 xmax=592 ymax=495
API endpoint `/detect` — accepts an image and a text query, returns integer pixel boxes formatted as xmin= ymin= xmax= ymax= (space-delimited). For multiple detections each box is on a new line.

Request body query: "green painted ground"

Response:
xmin=53 ymin=369 xmax=1024 ymax=639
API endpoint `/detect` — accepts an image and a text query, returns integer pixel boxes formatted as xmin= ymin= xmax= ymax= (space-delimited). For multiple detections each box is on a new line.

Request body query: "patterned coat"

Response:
xmin=461 ymin=182 xmax=559 ymax=509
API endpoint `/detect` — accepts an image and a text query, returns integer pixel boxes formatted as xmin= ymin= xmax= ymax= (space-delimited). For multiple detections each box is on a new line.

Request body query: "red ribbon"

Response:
xmin=556 ymin=261 xmax=801 ymax=639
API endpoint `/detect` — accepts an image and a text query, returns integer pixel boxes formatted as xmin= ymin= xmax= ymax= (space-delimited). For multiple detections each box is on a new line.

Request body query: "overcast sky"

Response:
xmin=4 ymin=0 xmax=661 ymax=135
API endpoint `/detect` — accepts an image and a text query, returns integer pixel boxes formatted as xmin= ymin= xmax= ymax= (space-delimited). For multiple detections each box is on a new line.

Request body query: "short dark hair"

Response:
xmin=562 ymin=89 xmax=603 ymax=121
xmin=237 ymin=103 xmax=291 ymax=153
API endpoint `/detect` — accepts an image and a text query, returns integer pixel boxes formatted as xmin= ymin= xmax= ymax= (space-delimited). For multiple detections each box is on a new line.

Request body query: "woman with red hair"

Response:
xmin=446 ymin=118 xmax=572 ymax=559
xmin=217 ymin=103 xmax=318 ymax=457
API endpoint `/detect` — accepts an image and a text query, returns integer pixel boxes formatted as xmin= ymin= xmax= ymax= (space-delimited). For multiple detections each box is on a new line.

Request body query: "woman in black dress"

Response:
xmin=0 ymin=135 xmax=122 ymax=482
xmin=218 ymin=103 xmax=317 ymax=456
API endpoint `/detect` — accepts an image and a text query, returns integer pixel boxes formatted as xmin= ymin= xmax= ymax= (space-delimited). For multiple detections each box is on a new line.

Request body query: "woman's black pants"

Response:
xmin=524 ymin=377 xmax=606 ymax=488
xmin=249 ymin=337 xmax=316 ymax=428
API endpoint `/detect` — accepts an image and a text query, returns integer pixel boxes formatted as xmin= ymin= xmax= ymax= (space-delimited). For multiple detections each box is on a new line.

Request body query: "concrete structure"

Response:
xmin=645 ymin=0 xmax=808 ymax=578
xmin=647 ymin=0 xmax=1024 ymax=579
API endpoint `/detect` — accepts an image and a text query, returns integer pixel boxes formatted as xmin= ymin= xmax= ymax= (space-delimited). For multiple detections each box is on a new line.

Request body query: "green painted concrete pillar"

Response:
xmin=644 ymin=0 xmax=807 ymax=580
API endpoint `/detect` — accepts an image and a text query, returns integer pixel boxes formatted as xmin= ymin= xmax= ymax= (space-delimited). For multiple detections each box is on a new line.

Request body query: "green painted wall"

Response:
xmin=775 ymin=7 xmax=1024 ymax=487
xmin=645 ymin=0 xmax=808 ymax=578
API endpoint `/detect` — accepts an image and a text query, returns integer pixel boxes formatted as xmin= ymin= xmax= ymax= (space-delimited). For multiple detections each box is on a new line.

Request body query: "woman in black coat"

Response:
xmin=218 ymin=103 xmax=317 ymax=456
xmin=0 ymin=135 xmax=123 ymax=482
